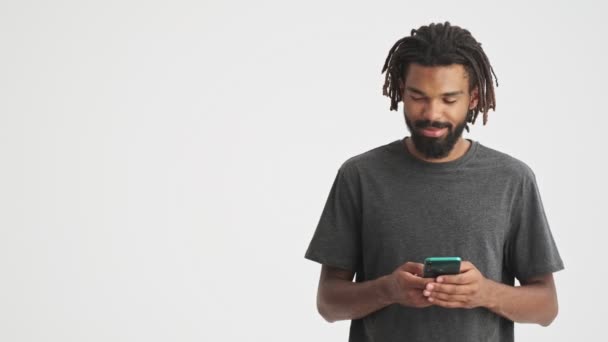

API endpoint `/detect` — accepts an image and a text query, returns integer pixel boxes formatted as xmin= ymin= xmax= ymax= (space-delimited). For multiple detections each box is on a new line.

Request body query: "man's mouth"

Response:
xmin=419 ymin=127 xmax=448 ymax=138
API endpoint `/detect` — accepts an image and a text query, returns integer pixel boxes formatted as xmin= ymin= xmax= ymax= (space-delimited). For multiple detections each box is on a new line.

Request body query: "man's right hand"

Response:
xmin=316 ymin=262 xmax=433 ymax=322
xmin=385 ymin=262 xmax=434 ymax=308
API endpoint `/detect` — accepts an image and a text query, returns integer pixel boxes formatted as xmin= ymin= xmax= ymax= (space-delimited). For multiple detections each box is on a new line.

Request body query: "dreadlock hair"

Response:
xmin=381 ymin=22 xmax=498 ymax=129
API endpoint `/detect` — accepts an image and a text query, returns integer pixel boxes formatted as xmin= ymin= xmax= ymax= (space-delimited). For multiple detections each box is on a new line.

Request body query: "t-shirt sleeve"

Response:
xmin=505 ymin=167 xmax=564 ymax=281
xmin=304 ymin=162 xmax=362 ymax=272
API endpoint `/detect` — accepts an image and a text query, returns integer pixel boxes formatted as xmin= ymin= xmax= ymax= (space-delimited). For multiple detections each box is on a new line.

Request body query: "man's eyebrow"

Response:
xmin=405 ymin=86 xmax=464 ymax=97
xmin=441 ymin=90 xmax=465 ymax=97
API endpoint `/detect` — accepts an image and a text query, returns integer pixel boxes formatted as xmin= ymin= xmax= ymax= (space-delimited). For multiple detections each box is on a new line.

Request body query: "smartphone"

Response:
xmin=423 ymin=257 xmax=461 ymax=278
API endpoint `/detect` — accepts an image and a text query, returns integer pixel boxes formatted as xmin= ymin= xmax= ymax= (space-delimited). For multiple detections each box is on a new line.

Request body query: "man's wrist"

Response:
xmin=482 ymin=278 xmax=501 ymax=310
xmin=376 ymin=275 xmax=395 ymax=307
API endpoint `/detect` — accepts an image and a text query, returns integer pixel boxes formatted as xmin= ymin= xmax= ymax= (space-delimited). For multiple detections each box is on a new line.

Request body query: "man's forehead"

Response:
xmin=406 ymin=86 xmax=464 ymax=97
xmin=403 ymin=63 xmax=470 ymax=93
xmin=405 ymin=63 xmax=469 ymax=79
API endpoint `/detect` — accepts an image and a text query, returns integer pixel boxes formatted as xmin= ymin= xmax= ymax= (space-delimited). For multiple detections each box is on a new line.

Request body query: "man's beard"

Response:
xmin=405 ymin=116 xmax=468 ymax=159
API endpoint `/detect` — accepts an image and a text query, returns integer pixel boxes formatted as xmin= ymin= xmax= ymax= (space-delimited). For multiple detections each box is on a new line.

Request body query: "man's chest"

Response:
xmin=357 ymin=172 xmax=516 ymax=277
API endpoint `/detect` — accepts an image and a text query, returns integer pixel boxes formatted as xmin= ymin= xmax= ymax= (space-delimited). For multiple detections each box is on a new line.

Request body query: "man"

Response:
xmin=304 ymin=22 xmax=564 ymax=341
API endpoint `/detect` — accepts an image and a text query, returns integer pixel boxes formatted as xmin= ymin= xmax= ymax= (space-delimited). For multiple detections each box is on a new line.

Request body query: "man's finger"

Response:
xmin=427 ymin=296 xmax=465 ymax=309
xmin=436 ymin=270 xmax=473 ymax=285
xmin=399 ymin=262 xmax=424 ymax=276
xmin=425 ymin=291 xmax=468 ymax=303
xmin=403 ymin=271 xmax=433 ymax=289
xmin=459 ymin=261 xmax=475 ymax=272
xmin=426 ymin=283 xmax=474 ymax=295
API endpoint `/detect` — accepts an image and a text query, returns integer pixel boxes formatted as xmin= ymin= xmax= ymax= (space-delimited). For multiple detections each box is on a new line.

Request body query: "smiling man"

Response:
xmin=402 ymin=63 xmax=474 ymax=161
xmin=305 ymin=22 xmax=564 ymax=341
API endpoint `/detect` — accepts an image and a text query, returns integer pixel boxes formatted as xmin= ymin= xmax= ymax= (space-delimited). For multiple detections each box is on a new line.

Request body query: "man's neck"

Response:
xmin=404 ymin=137 xmax=471 ymax=163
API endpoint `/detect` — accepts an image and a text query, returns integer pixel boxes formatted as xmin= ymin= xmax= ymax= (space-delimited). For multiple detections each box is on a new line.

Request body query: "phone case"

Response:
xmin=423 ymin=257 xmax=461 ymax=278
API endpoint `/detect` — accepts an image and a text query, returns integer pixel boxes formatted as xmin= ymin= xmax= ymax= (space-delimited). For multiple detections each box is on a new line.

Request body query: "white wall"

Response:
xmin=0 ymin=0 xmax=605 ymax=340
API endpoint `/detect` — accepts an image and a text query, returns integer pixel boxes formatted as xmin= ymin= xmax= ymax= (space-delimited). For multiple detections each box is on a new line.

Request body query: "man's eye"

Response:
xmin=410 ymin=96 xmax=425 ymax=101
xmin=444 ymin=99 xmax=457 ymax=104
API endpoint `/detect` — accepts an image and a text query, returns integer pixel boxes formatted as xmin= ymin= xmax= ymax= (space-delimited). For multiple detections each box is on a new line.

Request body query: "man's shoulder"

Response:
xmin=475 ymin=142 xmax=537 ymax=180
xmin=339 ymin=140 xmax=400 ymax=172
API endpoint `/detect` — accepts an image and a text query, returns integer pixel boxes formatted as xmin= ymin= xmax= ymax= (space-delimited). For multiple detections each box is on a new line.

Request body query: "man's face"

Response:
xmin=401 ymin=63 xmax=478 ymax=159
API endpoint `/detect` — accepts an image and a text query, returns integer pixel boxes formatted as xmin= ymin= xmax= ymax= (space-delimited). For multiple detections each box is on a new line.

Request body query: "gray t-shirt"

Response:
xmin=305 ymin=138 xmax=564 ymax=342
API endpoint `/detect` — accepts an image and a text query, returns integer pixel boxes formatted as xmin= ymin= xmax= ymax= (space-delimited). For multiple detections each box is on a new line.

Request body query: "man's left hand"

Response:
xmin=422 ymin=261 xmax=493 ymax=309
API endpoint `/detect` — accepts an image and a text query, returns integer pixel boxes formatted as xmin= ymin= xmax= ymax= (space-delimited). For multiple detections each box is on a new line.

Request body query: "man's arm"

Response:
xmin=424 ymin=261 xmax=559 ymax=326
xmin=485 ymin=273 xmax=558 ymax=326
xmin=316 ymin=262 xmax=433 ymax=323
xmin=316 ymin=265 xmax=390 ymax=323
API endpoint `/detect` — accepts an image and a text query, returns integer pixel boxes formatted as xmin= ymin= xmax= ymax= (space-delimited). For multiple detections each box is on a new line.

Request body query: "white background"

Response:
xmin=1 ymin=0 xmax=606 ymax=341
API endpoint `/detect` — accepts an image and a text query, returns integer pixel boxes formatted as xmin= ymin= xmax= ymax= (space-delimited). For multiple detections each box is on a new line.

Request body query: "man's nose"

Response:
xmin=421 ymin=100 xmax=443 ymax=121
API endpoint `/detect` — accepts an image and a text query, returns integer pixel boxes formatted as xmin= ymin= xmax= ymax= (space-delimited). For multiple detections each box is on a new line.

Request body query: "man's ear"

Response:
xmin=469 ymin=87 xmax=479 ymax=109
xmin=398 ymin=79 xmax=405 ymax=95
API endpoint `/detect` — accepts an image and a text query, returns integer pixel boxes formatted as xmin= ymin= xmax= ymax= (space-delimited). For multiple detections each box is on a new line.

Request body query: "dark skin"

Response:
xmin=316 ymin=262 xmax=432 ymax=323
xmin=316 ymin=64 xmax=559 ymax=326
xmin=317 ymin=263 xmax=558 ymax=326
